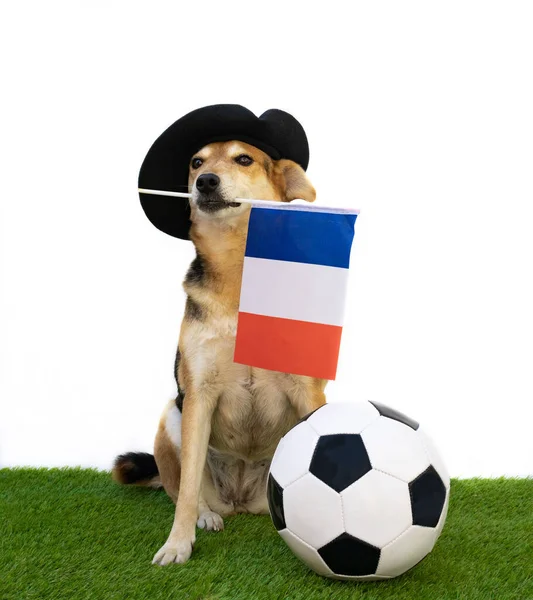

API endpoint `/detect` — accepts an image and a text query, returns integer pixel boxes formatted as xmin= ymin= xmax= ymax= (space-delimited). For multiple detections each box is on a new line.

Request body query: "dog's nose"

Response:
xmin=196 ymin=173 xmax=220 ymax=193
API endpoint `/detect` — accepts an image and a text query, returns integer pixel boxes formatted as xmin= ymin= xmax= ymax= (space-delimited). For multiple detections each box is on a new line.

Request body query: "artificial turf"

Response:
xmin=0 ymin=469 xmax=531 ymax=600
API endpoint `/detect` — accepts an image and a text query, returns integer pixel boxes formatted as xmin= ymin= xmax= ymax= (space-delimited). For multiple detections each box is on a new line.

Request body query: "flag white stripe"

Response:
xmin=239 ymin=257 xmax=349 ymax=327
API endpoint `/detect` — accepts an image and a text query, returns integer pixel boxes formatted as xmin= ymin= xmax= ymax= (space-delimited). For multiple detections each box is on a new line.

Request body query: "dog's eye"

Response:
xmin=235 ymin=154 xmax=253 ymax=167
xmin=191 ymin=157 xmax=203 ymax=169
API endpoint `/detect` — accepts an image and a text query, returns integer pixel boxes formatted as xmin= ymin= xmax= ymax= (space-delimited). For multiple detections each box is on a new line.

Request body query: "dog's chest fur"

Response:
xmin=211 ymin=363 xmax=300 ymax=461
xmin=181 ymin=311 xmax=300 ymax=461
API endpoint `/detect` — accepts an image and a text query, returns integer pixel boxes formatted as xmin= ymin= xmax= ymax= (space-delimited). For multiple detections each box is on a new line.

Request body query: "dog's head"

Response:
xmin=188 ymin=141 xmax=315 ymax=224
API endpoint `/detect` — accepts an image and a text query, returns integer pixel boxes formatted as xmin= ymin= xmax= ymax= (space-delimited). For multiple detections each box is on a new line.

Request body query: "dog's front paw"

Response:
xmin=152 ymin=537 xmax=194 ymax=566
xmin=197 ymin=510 xmax=224 ymax=532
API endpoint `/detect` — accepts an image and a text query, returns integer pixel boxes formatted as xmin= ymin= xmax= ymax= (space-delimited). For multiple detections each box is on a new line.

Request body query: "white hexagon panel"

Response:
xmin=269 ymin=421 xmax=319 ymax=488
xmin=341 ymin=470 xmax=412 ymax=548
xmin=361 ymin=416 xmax=430 ymax=482
xmin=376 ymin=525 xmax=437 ymax=578
xmin=284 ymin=473 xmax=344 ymax=549
xmin=306 ymin=401 xmax=380 ymax=436
xmin=418 ymin=428 xmax=451 ymax=491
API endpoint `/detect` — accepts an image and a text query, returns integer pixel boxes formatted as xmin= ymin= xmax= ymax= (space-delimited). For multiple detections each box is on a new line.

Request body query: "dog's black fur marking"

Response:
xmin=185 ymin=253 xmax=206 ymax=286
xmin=174 ymin=346 xmax=185 ymax=412
xmin=174 ymin=347 xmax=181 ymax=385
xmin=185 ymin=296 xmax=204 ymax=321
xmin=175 ymin=390 xmax=185 ymax=412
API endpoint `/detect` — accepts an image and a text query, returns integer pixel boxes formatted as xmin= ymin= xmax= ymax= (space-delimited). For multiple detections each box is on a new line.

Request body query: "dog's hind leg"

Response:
xmin=197 ymin=457 xmax=236 ymax=530
xmin=197 ymin=486 xmax=225 ymax=531
xmin=154 ymin=401 xmax=182 ymax=503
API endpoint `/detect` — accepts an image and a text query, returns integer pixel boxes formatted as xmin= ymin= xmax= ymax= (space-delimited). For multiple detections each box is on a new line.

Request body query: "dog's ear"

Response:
xmin=276 ymin=159 xmax=316 ymax=203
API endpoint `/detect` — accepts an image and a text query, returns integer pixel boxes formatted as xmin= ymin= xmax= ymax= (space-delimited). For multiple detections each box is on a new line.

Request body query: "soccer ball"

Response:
xmin=267 ymin=401 xmax=450 ymax=580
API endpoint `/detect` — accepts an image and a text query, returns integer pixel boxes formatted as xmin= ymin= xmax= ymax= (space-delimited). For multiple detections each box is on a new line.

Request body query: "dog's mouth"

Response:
xmin=195 ymin=193 xmax=241 ymax=213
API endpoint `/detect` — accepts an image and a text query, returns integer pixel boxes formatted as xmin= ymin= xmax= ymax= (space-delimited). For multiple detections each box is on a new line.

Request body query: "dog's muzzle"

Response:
xmin=195 ymin=172 xmax=241 ymax=212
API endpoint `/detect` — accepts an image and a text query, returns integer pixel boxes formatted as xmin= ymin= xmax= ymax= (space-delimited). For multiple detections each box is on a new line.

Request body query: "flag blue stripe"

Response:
xmin=244 ymin=207 xmax=357 ymax=268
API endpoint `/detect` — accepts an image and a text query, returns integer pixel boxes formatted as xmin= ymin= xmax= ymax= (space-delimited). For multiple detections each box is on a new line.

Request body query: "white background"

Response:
xmin=1 ymin=2 xmax=532 ymax=477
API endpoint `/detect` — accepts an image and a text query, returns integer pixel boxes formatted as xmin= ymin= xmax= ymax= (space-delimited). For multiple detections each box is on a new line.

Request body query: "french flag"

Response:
xmin=234 ymin=203 xmax=358 ymax=380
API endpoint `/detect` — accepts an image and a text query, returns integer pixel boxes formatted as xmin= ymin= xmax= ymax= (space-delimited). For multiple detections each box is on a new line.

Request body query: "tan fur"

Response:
xmin=151 ymin=141 xmax=325 ymax=566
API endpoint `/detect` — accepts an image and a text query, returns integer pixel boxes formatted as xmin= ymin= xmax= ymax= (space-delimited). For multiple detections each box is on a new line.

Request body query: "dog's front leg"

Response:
xmin=286 ymin=376 xmax=327 ymax=419
xmin=152 ymin=388 xmax=215 ymax=566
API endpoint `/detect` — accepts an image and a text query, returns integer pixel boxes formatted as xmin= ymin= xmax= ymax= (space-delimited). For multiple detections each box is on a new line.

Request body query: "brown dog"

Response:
xmin=113 ymin=141 xmax=327 ymax=565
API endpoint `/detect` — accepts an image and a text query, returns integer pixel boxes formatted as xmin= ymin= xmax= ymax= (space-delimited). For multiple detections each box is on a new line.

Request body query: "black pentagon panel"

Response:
xmin=266 ymin=474 xmax=286 ymax=530
xmin=369 ymin=400 xmax=419 ymax=431
xmin=318 ymin=532 xmax=381 ymax=577
xmin=309 ymin=434 xmax=371 ymax=493
xmin=409 ymin=465 xmax=447 ymax=527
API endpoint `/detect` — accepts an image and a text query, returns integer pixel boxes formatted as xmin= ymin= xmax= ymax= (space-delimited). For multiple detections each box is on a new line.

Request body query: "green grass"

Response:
xmin=0 ymin=470 xmax=532 ymax=600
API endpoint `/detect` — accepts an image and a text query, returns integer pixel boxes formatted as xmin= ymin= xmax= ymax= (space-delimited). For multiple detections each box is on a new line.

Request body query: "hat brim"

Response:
xmin=138 ymin=104 xmax=310 ymax=239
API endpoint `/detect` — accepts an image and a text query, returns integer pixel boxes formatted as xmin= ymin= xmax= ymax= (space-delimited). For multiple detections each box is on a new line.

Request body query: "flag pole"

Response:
xmin=138 ymin=188 xmax=192 ymax=199
xmin=138 ymin=188 xmax=359 ymax=215
xmin=138 ymin=188 xmax=282 ymax=209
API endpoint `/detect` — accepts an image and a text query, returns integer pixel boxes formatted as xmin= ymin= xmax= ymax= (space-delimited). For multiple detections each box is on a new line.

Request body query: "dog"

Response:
xmin=113 ymin=140 xmax=327 ymax=565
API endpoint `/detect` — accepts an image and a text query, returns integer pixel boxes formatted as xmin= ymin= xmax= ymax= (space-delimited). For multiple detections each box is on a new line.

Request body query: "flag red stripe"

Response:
xmin=234 ymin=312 xmax=343 ymax=380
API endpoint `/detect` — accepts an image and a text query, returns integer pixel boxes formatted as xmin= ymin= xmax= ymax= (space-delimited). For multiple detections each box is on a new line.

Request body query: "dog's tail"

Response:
xmin=112 ymin=452 xmax=162 ymax=488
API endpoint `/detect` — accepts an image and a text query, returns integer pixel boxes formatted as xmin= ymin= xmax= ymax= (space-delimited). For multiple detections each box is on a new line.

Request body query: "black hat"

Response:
xmin=138 ymin=104 xmax=310 ymax=239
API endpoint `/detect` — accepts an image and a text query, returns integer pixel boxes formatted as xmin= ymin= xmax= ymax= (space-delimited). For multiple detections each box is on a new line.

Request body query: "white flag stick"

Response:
xmin=138 ymin=188 xmax=192 ymax=199
xmin=139 ymin=188 xmax=282 ymax=209
xmin=138 ymin=188 xmax=359 ymax=215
